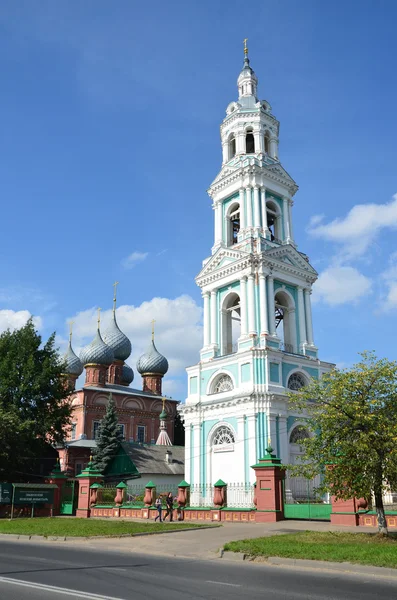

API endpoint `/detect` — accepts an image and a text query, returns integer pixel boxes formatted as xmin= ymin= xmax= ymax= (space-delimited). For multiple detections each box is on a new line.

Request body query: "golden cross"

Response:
xmin=151 ymin=318 xmax=156 ymax=341
xmin=162 ymin=397 xmax=166 ymax=410
xmin=113 ymin=281 xmax=119 ymax=311
xmin=97 ymin=307 xmax=101 ymax=327
xmin=69 ymin=320 xmax=74 ymax=343
xmin=243 ymin=38 xmax=248 ymax=54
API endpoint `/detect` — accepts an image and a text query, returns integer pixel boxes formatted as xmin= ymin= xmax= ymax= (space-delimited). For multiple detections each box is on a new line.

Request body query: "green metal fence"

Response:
xmin=283 ymin=475 xmax=331 ymax=521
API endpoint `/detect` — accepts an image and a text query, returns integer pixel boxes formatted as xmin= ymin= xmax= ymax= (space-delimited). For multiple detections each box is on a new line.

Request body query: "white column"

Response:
xmin=253 ymin=131 xmax=260 ymax=154
xmin=239 ymin=187 xmax=246 ymax=229
xmin=214 ymin=202 xmax=222 ymax=244
xmin=203 ymin=292 xmax=210 ymax=346
xmin=237 ymin=416 xmax=246 ymax=483
xmin=222 ymin=141 xmax=228 ymax=164
xmin=268 ymin=414 xmax=277 ymax=452
xmin=247 ymin=414 xmax=257 ymax=479
xmin=210 ymin=290 xmax=217 ymax=346
xmin=260 ymin=187 xmax=268 ymax=232
xmin=253 ymin=186 xmax=260 ymax=228
xmin=245 ymin=186 xmax=253 ymax=228
xmin=270 ymin=137 xmax=278 ymax=159
xmin=240 ymin=276 xmax=247 ymax=336
xmin=278 ymin=415 xmax=289 ymax=465
xmin=193 ymin=423 xmax=201 ymax=485
xmin=288 ymin=200 xmax=295 ymax=243
xmin=259 ymin=274 xmax=269 ymax=334
xmin=283 ymin=196 xmax=291 ymax=243
xmin=297 ymin=286 xmax=307 ymax=348
xmin=304 ymin=288 xmax=315 ymax=345
xmin=267 ymin=275 xmax=276 ymax=335
xmin=247 ymin=274 xmax=256 ymax=334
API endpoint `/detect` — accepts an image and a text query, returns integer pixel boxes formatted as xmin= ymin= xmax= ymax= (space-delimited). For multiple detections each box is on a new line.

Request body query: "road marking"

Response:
xmin=206 ymin=580 xmax=241 ymax=587
xmin=0 ymin=576 xmax=126 ymax=599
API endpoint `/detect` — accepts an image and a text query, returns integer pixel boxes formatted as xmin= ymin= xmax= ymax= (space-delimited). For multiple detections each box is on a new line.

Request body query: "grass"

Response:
xmin=0 ymin=518 xmax=213 ymax=538
xmin=224 ymin=531 xmax=397 ymax=569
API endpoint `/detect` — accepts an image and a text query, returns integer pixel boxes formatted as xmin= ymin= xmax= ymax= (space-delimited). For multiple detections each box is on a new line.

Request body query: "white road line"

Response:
xmin=206 ymin=580 xmax=241 ymax=587
xmin=0 ymin=576 xmax=126 ymax=600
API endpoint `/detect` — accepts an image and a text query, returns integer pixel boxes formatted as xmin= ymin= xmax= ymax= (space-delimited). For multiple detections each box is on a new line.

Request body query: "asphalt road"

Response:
xmin=0 ymin=540 xmax=396 ymax=600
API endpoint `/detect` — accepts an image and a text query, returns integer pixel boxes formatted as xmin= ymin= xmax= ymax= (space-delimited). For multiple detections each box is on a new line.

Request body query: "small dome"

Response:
xmin=80 ymin=329 xmax=114 ymax=366
xmin=121 ymin=363 xmax=134 ymax=385
xmin=103 ymin=312 xmax=132 ymax=361
xmin=63 ymin=342 xmax=83 ymax=377
xmin=159 ymin=408 xmax=167 ymax=420
xmin=137 ymin=340 xmax=169 ymax=376
xmin=237 ymin=57 xmax=258 ymax=85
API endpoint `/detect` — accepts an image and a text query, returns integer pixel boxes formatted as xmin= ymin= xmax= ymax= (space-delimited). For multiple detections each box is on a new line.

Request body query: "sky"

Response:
xmin=0 ymin=0 xmax=396 ymax=399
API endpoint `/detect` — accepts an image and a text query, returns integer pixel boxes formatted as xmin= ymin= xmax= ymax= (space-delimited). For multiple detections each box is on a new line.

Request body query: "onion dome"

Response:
xmin=103 ymin=312 xmax=132 ymax=361
xmin=63 ymin=341 xmax=83 ymax=377
xmin=80 ymin=329 xmax=114 ymax=366
xmin=159 ymin=406 xmax=167 ymax=420
xmin=137 ymin=339 xmax=169 ymax=376
xmin=121 ymin=363 xmax=134 ymax=385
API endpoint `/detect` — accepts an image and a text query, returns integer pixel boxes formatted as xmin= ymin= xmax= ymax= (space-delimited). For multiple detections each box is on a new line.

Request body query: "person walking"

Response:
xmin=164 ymin=492 xmax=174 ymax=522
xmin=154 ymin=496 xmax=162 ymax=522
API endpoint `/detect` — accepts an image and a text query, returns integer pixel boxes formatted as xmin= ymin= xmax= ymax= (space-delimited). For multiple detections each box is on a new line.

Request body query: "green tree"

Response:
xmin=92 ymin=394 xmax=123 ymax=473
xmin=288 ymin=352 xmax=397 ymax=535
xmin=173 ymin=411 xmax=185 ymax=446
xmin=0 ymin=319 xmax=73 ymax=481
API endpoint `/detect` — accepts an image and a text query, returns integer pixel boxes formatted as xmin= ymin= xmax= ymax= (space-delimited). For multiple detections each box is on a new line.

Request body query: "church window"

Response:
xmin=228 ymin=203 xmax=240 ymax=246
xmin=213 ymin=425 xmax=235 ymax=446
xmin=117 ymin=424 xmax=125 ymax=440
xmin=93 ymin=421 xmax=101 ymax=440
xmin=213 ymin=374 xmax=234 ymax=394
xmin=289 ymin=425 xmax=309 ymax=444
xmin=71 ymin=422 xmax=76 ymax=441
xmin=288 ymin=372 xmax=307 ymax=391
xmin=137 ymin=425 xmax=145 ymax=443
xmin=264 ymin=131 xmax=270 ymax=154
xmin=266 ymin=200 xmax=282 ymax=242
xmin=275 ymin=290 xmax=297 ymax=354
xmin=221 ymin=292 xmax=241 ymax=355
xmin=245 ymin=128 xmax=255 ymax=153
xmin=229 ymin=135 xmax=236 ymax=159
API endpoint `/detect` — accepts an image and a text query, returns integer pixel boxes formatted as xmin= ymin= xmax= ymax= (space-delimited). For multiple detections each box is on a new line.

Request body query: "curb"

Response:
xmin=219 ymin=551 xmax=397 ymax=578
xmin=0 ymin=525 xmax=220 ymax=543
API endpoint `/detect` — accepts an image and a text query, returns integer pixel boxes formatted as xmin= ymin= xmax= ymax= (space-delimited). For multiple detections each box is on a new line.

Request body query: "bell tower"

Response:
xmin=180 ymin=43 xmax=333 ymax=490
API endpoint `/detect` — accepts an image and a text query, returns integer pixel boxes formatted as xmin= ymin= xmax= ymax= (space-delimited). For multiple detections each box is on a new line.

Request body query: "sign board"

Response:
xmin=0 ymin=483 xmax=12 ymax=504
xmin=14 ymin=488 xmax=55 ymax=505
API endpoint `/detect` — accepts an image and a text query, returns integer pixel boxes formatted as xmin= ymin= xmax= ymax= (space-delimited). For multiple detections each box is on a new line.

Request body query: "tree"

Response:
xmin=173 ymin=411 xmax=185 ymax=446
xmin=288 ymin=352 xmax=397 ymax=535
xmin=92 ymin=394 xmax=123 ymax=473
xmin=0 ymin=319 xmax=73 ymax=481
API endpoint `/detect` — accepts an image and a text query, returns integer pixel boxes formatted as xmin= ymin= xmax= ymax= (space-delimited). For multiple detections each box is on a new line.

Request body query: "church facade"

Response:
xmin=180 ymin=46 xmax=333 ymax=488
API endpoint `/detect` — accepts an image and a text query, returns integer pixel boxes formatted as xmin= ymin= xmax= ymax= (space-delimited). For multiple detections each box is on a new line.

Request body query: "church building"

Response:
xmin=180 ymin=45 xmax=333 ymax=488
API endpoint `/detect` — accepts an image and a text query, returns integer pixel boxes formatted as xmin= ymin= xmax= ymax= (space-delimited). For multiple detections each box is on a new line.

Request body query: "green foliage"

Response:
xmin=92 ymin=394 xmax=123 ymax=473
xmin=288 ymin=352 xmax=397 ymax=533
xmin=224 ymin=531 xmax=397 ymax=568
xmin=173 ymin=410 xmax=185 ymax=446
xmin=0 ymin=319 xmax=72 ymax=481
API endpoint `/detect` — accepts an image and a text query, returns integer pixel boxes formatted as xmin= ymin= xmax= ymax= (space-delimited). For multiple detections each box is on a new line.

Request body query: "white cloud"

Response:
xmin=67 ymin=295 xmax=203 ymax=400
xmin=0 ymin=309 xmax=42 ymax=333
xmin=308 ymin=194 xmax=397 ymax=260
xmin=313 ymin=266 xmax=372 ymax=306
xmin=121 ymin=251 xmax=149 ymax=269
xmin=380 ymin=252 xmax=397 ymax=311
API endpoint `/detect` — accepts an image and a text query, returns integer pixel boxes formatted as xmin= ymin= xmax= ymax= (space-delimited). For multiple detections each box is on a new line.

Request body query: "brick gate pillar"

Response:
xmin=251 ymin=445 xmax=285 ymax=523
xmin=75 ymin=458 xmax=104 ymax=518
xmin=46 ymin=461 xmax=68 ymax=516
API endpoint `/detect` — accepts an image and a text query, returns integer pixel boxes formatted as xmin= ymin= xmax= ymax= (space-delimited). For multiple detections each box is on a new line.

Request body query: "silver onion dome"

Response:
xmin=63 ymin=342 xmax=83 ymax=377
xmin=80 ymin=329 xmax=114 ymax=366
xmin=136 ymin=340 xmax=169 ymax=376
xmin=103 ymin=312 xmax=132 ymax=361
xmin=121 ymin=363 xmax=134 ymax=385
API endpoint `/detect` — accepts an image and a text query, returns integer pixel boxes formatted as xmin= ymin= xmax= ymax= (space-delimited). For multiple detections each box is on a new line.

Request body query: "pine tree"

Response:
xmin=92 ymin=394 xmax=123 ymax=473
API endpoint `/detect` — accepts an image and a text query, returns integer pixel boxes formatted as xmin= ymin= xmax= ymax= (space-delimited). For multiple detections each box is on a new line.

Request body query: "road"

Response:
xmin=0 ymin=540 xmax=396 ymax=600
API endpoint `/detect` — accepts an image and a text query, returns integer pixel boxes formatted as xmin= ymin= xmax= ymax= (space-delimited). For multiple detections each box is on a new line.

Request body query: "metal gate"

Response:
xmin=60 ymin=479 xmax=78 ymax=515
xmin=283 ymin=475 xmax=331 ymax=521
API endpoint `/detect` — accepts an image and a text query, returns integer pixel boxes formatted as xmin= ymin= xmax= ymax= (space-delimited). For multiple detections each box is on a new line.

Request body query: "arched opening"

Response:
xmin=266 ymin=200 xmax=282 ymax=242
xmin=229 ymin=134 xmax=236 ymax=159
xmin=221 ymin=292 xmax=241 ymax=355
xmin=209 ymin=423 xmax=236 ymax=485
xmin=287 ymin=424 xmax=320 ymax=502
xmin=287 ymin=372 xmax=307 ymax=391
xmin=264 ymin=131 xmax=270 ymax=154
xmin=211 ymin=374 xmax=234 ymax=394
xmin=227 ymin=202 xmax=240 ymax=246
xmin=245 ymin=128 xmax=255 ymax=153
xmin=274 ymin=289 xmax=297 ymax=353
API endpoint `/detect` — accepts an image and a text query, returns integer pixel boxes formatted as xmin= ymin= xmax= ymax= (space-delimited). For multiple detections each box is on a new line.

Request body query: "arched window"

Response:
xmin=275 ymin=290 xmax=297 ymax=354
xmin=213 ymin=425 xmax=235 ymax=446
xmin=287 ymin=372 xmax=307 ymax=391
xmin=221 ymin=293 xmax=241 ymax=355
xmin=245 ymin=128 xmax=255 ymax=153
xmin=289 ymin=425 xmax=309 ymax=444
xmin=213 ymin=374 xmax=234 ymax=394
xmin=229 ymin=135 xmax=236 ymax=159
xmin=266 ymin=200 xmax=282 ymax=242
xmin=264 ymin=131 xmax=270 ymax=154
xmin=227 ymin=202 xmax=240 ymax=246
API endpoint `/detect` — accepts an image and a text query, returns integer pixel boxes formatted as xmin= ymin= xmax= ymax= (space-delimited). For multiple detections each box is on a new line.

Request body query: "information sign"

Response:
xmin=14 ymin=488 xmax=55 ymax=505
xmin=0 ymin=483 xmax=12 ymax=504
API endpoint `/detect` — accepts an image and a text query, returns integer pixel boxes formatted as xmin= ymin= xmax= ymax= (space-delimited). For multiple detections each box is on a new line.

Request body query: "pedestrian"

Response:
xmin=164 ymin=492 xmax=174 ymax=522
xmin=154 ymin=496 xmax=162 ymax=522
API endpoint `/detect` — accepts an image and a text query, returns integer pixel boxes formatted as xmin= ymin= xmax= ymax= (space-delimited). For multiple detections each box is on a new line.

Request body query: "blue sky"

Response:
xmin=0 ymin=1 xmax=396 ymax=398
